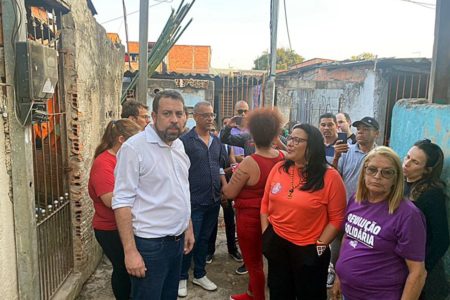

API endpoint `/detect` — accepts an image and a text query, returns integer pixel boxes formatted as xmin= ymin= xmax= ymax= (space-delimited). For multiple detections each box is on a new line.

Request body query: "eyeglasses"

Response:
xmin=286 ymin=135 xmax=307 ymax=145
xmin=237 ymin=109 xmax=248 ymax=115
xmin=138 ymin=115 xmax=150 ymax=120
xmin=196 ymin=113 xmax=216 ymax=119
xmin=365 ymin=166 xmax=396 ymax=179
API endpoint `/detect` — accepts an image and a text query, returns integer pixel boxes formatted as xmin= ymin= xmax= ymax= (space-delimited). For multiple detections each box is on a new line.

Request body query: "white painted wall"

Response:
xmin=342 ymin=70 xmax=377 ymax=123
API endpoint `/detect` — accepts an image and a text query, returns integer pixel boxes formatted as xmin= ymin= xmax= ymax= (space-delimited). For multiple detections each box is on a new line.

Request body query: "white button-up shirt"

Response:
xmin=112 ymin=125 xmax=191 ymax=238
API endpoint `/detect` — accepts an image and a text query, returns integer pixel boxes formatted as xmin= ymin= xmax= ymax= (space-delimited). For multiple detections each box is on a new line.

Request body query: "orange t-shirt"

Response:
xmin=260 ymin=161 xmax=347 ymax=246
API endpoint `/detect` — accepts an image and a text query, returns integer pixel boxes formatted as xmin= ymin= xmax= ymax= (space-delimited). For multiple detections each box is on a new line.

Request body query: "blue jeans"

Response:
xmin=181 ymin=203 xmax=220 ymax=279
xmin=131 ymin=235 xmax=184 ymax=300
xmin=208 ymin=200 xmax=238 ymax=255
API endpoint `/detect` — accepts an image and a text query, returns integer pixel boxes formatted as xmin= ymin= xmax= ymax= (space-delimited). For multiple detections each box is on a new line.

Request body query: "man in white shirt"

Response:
xmin=112 ymin=90 xmax=195 ymax=300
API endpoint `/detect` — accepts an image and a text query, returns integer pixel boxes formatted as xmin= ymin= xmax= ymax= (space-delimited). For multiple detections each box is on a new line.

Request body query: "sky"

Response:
xmin=93 ymin=0 xmax=437 ymax=70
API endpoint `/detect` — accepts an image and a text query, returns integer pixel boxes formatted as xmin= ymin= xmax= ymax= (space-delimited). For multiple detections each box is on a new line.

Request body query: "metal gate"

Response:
xmin=27 ymin=6 xmax=73 ymax=299
xmin=384 ymin=71 xmax=430 ymax=144
xmin=219 ymin=72 xmax=266 ymax=120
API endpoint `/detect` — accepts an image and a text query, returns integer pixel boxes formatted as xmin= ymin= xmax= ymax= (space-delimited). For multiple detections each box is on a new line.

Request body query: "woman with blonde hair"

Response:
xmin=88 ymin=119 xmax=141 ymax=300
xmin=334 ymin=146 xmax=427 ymax=300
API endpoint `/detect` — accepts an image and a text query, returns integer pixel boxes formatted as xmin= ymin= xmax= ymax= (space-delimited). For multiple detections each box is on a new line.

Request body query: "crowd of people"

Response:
xmin=88 ymin=90 xmax=449 ymax=300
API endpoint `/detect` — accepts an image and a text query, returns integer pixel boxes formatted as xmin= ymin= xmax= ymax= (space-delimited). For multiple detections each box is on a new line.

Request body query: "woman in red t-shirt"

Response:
xmin=223 ymin=108 xmax=285 ymax=300
xmin=88 ymin=119 xmax=141 ymax=300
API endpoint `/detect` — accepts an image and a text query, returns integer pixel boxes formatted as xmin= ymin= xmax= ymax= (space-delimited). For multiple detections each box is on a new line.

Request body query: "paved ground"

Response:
xmin=77 ymin=218 xmax=250 ymax=300
xmin=77 ymin=217 xmax=335 ymax=300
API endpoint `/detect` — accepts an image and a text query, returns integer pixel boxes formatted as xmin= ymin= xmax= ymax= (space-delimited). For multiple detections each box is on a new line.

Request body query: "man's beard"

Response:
xmin=154 ymin=124 xmax=181 ymax=143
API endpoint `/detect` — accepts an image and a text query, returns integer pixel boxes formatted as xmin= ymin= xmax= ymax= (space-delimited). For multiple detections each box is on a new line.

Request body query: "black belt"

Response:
xmin=136 ymin=233 xmax=184 ymax=242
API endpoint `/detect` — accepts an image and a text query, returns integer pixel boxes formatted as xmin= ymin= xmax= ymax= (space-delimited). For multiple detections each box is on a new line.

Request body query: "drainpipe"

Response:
xmin=429 ymin=0 xmax=450 ymax=104
xmin=138 ymin=0 xmax=149 ymax=105
xmin=268 ymin=0 xmax=279 ymax=107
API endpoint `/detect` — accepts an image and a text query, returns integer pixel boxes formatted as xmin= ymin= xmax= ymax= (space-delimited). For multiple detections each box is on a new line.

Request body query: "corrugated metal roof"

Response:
xmin=278 ymin=57 xmax=431 ymax=77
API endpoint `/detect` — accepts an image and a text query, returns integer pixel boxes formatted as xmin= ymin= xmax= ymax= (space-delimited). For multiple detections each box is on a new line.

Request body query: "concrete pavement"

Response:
xmin=77 ymin=219 xmax=250 ymax=300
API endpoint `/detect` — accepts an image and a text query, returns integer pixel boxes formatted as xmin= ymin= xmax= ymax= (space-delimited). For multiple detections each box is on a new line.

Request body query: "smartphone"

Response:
xmin=337 ymin=132 xmax=347 ymax=143
xmin=234 ymin=116 xmax=243 ymax=126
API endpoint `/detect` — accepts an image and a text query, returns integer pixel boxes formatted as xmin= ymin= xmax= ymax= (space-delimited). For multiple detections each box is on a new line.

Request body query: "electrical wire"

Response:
xmin=399 ymin=0 xmax=435 ymax=9
xmin=283 ymin=0 xmax=292 ymax=52
xmin=100 ymin=0 xmax=174 ymax=25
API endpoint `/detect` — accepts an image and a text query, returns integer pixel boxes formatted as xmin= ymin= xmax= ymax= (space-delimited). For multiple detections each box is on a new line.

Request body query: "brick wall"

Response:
xmin=56 ymin=0 xmax=125 ymax=296
xmin=167 ymin=45 xmax=211 ymax=73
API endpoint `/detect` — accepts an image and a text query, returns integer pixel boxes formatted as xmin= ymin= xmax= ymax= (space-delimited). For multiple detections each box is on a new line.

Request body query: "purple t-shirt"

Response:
xmin=336 ymin=197 xmax=426 ymax=300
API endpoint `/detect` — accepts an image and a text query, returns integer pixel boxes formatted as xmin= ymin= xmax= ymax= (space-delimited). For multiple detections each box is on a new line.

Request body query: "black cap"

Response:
xmin=352 ymin=117 xmax=379 ymax=130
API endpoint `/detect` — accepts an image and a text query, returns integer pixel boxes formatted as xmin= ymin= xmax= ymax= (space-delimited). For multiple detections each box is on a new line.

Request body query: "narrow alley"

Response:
xmin=77 ymin=215 xmax=251 ymax=300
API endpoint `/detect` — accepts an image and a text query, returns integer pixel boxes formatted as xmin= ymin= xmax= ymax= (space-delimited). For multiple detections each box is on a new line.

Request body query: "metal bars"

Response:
xmin=218 ymin=73 xmax=265 ymax=122
xmin=27 ymin=6 xmax=73 ymax=299
xmin=384 ymin=71 xmax=430 ymax=145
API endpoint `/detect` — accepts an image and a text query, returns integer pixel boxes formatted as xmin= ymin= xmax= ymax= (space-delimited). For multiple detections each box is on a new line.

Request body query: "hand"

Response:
xmin=184 ymin=223 xmax=195 ymax=254
xmin=228 ymin=116 xmax=241 ymax=128
xmin=220 ymin=194 xmax=229 ymax=207
xmin=125 ymin=249 xmax=147 ymax=278
xmin=334 ymin=142 xmax=349 ymax=159
xmin=331 ymin=275 xmax=342 ymax=300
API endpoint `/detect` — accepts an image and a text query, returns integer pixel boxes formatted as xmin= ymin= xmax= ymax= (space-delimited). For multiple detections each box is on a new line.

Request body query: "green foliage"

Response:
xmin=253 ymin=48 xmax=304 ymax=70
xmin=350 ymin=52 xmax=377 ymax=61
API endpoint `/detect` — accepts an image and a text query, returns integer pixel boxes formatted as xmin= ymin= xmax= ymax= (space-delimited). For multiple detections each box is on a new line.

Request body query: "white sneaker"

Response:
xmin=178 ymin=279 xmax=188 ymax=297
xmin=192 ymin=275 xmax=217 ymax=291
xmin=326 ymin=263 xmax=336 ymax=289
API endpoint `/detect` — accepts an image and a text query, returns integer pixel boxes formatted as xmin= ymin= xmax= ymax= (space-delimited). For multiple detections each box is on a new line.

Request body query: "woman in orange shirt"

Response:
xmin=260 ymin=123 xmax=346 ymax=300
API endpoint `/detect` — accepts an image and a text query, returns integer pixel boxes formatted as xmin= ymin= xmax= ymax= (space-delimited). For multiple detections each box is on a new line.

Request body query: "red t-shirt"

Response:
xmin=88 ymin=150 xmax=117 ymax=230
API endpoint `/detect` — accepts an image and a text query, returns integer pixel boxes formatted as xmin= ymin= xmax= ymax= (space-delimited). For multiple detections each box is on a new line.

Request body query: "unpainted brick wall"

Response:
xmin=167 ymin=45 xmax=211 ymax=73
xmin=61 ymin=0 xmax=124 ymax=272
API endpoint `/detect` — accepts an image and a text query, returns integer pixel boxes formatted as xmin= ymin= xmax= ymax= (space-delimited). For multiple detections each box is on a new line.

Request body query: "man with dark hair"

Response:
xmin=113 ymin=89 xmax=194 ymax=300
xmin=178 ymin=101 xmax=226 ymax=297
xmin=336 ymin=112 xmax=356 ymax=144
xmin=319 ymin=113 xmax=339 ymax=164
xmin=121 ymin=99 xmax=150 ymax=130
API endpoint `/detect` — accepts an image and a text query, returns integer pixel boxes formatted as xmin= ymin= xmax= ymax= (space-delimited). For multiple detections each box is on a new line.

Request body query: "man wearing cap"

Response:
xmin=332 ymin=116 xmax=380 ymax=199
xmin=327 ymin=116 xmax=380 ymax=288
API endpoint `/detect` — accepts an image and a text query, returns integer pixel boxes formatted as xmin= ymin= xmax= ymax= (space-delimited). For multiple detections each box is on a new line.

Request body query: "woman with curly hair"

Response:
xmin=223 ymin=108 xmax=285 ymax=300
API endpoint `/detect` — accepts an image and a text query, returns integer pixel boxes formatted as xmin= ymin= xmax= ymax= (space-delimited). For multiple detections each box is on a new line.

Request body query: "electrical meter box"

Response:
xmin=15 ymin=40 xmax=58 ymax=124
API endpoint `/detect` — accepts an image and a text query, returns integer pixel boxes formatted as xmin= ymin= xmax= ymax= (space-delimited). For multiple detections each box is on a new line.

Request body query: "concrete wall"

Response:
xmin=0 ymin=95 xmax=18 ymax=299
xmin=146 ymin=78 xmax=215 ymax=128
xmin=54 ymin=0 xmax=125 ymax=298
xmin=275 ymin=70 xmax=387 ymax=145
xmin=390 ymin=98 xmax=450 ymax=275
xmin=0 ymin=4 xmax=18 ymax=299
